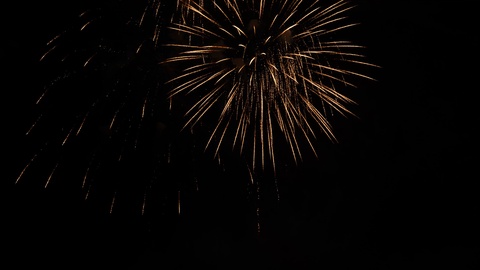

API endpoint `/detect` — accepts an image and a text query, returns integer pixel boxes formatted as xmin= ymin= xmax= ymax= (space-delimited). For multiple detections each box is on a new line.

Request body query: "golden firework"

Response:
xmin=163 ymin=0 xmax=378 ymax=171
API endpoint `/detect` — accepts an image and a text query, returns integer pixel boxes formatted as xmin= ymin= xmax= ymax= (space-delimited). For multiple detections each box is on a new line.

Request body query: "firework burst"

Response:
xmin=14 ymin=0 xmax=377 ymax=221
xmin=163 ymin=0 xmax=378 ymax=172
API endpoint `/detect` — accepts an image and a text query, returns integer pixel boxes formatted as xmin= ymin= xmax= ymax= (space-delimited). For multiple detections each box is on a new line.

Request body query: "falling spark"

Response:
xmin=15 ymin=154 xmax=38 ymax=184
xmin=44 ymin=162 xmax=59 ymax=188
xmin=177 ymin=190 xmax=181 ymax=215
xmin=142 ymin=190 xmax=148 ymax=215
xmin=110 ymin=191 xmax=117 ymax=214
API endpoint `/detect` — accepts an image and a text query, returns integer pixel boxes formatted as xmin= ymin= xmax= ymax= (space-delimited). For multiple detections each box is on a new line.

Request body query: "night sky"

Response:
xmin=2 ymin=1 xmax=479 ymax=269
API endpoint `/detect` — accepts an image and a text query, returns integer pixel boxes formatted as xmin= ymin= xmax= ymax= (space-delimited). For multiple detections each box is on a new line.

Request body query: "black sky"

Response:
xmin=2 ymin=1 xmax=479 ymax=269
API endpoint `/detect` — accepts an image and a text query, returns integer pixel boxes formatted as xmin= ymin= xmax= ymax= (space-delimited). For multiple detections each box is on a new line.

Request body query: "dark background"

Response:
xmin=2 ymin=1 xmax=478 ymax=269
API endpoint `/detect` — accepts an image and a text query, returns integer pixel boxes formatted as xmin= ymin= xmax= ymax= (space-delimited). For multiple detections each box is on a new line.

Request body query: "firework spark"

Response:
xmin=163 ymin=0 xmax=378 ymax=172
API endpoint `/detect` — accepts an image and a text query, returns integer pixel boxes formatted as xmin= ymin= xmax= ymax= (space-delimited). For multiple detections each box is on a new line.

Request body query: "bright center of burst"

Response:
xmin=231 ymin=18 xmax=293 ymax=69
